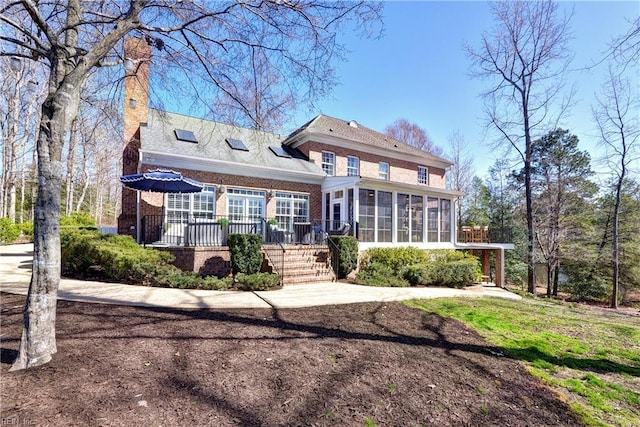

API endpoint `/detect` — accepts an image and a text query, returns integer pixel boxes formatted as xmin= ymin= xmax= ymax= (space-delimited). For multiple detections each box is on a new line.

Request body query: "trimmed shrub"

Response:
xmin=329 ymin=235 xmax=358 ymax=279
xmin=0 ymin=218 xmax=20 ymax=244
xmin=235 ymin=272 xmax=281 ymax=291
xmin=355 ymin=262 xmax=410 ymax=287
xmin=356 ymin=248 xmax=481 ymax=288
xmin=359 ymin=246 xmax=428 ymax=274
xmin=61 ymin=228 xmax=174 ymax=284
xmin=227 ymin=234 xmax=263 ymax=275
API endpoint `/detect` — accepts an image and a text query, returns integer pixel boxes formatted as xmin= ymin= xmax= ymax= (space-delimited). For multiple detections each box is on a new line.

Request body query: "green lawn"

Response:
xmin=408 ymin=297 xmax=640 ymax=427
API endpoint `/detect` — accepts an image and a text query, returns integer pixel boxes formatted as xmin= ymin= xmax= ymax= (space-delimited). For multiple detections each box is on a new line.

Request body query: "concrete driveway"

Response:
xmin=1 ymin=243 xmax=520 ymax=309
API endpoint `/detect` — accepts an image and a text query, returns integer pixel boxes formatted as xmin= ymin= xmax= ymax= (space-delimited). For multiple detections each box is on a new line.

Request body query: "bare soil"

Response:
xmin=1 ymin=292 xmax=583 ymax=426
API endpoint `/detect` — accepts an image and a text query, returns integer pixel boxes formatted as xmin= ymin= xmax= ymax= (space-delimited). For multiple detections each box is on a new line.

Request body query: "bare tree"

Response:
xmin=384 ymin=118 xmax=443 ymax=156
xmin=1 ymin=56 xmax=42 ymax=222
xmin=593 ymin=67 xmax=640 ymax=309
xmin=446 ymin=130 xmax=475 ymax=228
xmin=466 ymin=0 xmax=573 ymax=295
xmin=210 ymin=44 xmax=295 ymax=132
xmin=0 ymin=0 xmax=382 ymax=370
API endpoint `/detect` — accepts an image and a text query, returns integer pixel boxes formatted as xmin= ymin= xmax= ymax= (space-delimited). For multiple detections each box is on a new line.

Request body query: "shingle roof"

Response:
xmin=140 ymin=109 xmax=325 ymax=177
xmin=284 ymin=114 xmax=452 ymax=166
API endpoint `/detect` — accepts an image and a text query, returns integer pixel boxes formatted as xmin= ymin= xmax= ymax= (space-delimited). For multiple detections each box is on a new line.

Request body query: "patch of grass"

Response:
xmin=387 ymin=383 xmax=396 ymax=394
xmin=407 ymin=297 xmax=640 ymax=427
xmin=364 ymin=417 xmax=375 ymax=427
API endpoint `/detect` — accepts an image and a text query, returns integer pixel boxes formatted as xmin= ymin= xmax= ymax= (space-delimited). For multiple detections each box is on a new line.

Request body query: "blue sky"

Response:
xmin=286 ymin=1 xmax=638 ymax=180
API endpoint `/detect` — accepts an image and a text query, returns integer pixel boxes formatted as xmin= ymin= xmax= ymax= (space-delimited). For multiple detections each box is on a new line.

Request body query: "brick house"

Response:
xmin=118 ymin=38 xmax=512 ymax=285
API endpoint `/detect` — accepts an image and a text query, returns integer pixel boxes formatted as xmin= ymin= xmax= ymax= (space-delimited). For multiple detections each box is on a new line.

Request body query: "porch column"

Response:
xmin=495 ymin=247 xmax=504 ymax=288
xmin=481 ymin=250 xmax=491 ymax=277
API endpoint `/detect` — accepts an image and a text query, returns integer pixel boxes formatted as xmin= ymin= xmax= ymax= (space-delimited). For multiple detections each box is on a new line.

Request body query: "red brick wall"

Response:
xmin=306 ymin=141 xmax=447 ymax=188
xmin=157 ymin=246 xmax=233 ymax=277
xmin=138 ymin=165 xmax=323 ymax=221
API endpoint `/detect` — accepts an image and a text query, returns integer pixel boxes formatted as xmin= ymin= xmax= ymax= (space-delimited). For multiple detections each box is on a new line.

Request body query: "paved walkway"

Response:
xmin=1 ymin=243 xmax=520 ymax=309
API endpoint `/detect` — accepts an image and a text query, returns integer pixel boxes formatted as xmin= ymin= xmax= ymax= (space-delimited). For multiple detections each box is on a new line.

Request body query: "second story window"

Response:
xmin=379 ymin=162 xmax=389 ymax=180
xmin=322 ymin=151 xmax=335 ymax=176
xmin=418 ymin=166 xmax=428 ymax=185
xmin=347 ymin=156 xmax=359 ymax=176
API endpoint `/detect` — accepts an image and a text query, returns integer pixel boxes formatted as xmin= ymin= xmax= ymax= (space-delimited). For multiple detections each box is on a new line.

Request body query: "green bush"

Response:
xmin=151 ymin=264 xmax=233 ymax=290
xmin=355 ymin=261 xmax=410 ymax=287
xmin=329 ymin=235 xmax=358 ymax=279
xmin=228 ymin=234 xmax=263 ymax=275
xmin=356 ymin=248 xmax=481 ymax=288
xmin=19 ymin=221 xmax=33 ymax=240
xmin=0 ymin=218 xmax=20 ymax=244
xmin=60 ymin=212 xmax=96 ymax=227
xmin=61 ymin=228 xmax=174 ymax=284
xmin=563 ymin=271 xmax=609 ymax=302
xmin=359 ymin=246 xmax=428 ymax=274
xmin=235 ymin=272 xmax=281 ymax=291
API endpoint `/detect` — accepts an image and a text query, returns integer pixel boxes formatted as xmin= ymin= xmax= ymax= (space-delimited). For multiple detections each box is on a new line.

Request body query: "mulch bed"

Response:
xmin=1 ymin=292 xmax=583 ymax=426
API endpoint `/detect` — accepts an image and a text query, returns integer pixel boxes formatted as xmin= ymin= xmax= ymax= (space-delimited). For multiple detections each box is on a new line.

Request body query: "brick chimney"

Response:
xmin=122 ymin=37 xmax=151 ymax=174
xmin=119 ymin=37 xmax=151 ymax=236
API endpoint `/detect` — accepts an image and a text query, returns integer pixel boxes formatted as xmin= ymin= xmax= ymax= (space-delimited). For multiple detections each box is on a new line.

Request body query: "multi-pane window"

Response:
xmin=379 ymin=162 xmax=390 ymax=180
xmin=166 ymin=184 xmax=215 ymax=222
xmin=347 ymin=156 xmax=359 ymax=176
xmin=358 ymin=188 xmax=375 ymax=242
xmin=418 ymin=166 xmax=428 ymax=185
xmin=397 ymin=193 xmax=410 ymax=242
xmin=275 ymin=192 xmax=309 ymax=231
xmin=377 ymin=191 xmax=393 ymax=242
xmin=411 ymin=195 xmax=424 ymax=243
xmin=322 ymin=151 xmax=335 ymax=176
xmin=397 ymin=193 xmax=424 ymax=243
xmin=227 ymin=188 xmax=265 ymax=222
xmin=427 ymin=196 xmax=439 ymax=242
xmin=440 ymin=199 xmax=451 ymax=242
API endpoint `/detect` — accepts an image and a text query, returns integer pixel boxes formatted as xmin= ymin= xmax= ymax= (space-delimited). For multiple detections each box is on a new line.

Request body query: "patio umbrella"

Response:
xmin=120 ymin=169 xmax=204 ymax=193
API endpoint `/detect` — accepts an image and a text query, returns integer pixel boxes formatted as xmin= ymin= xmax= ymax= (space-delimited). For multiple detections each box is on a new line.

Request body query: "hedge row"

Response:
xmin=356 ymin=247 xmax=481 ymax=288
xmin=61 ymin=229 xmax=279 ymax=290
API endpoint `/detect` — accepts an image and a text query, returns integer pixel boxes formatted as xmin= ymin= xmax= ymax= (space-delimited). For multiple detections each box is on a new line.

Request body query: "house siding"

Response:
xmin=137 ymin=164 xmax=322 ymax=221
xmin=305 ymin=141 xmax=446 ymax=188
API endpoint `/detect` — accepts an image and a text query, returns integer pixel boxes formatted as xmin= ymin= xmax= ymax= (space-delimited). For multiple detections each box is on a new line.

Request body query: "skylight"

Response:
xmin=174 ymin=129 xmax=198 ymax=143
xmin=226 ymin=138 xmax=249 ymax=151
xmin=269 ymin=146 xmax=291 ymax=158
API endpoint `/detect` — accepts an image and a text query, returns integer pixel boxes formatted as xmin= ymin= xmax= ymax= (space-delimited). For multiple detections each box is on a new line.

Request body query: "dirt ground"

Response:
xmin=1 ymin=292 xmax=583 ymax=426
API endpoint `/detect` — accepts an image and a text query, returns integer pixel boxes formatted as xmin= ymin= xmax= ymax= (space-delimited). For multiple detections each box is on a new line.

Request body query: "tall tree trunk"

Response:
xmin=11 ymin=72 xmax=81 ymax=371
xmin=611 ymin=175 xmax=623 ymax=309
xmin=65 ymin=118 xmax=78 ymax=215
xmin=6 ymin=85 xmax=20 ymax=223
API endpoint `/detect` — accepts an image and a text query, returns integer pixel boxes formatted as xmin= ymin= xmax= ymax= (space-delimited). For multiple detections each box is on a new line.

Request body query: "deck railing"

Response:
xmin=140 ymin=215 xmax=355 ymax=247
xmin=457 ymin=226 xmax=513 ymax=244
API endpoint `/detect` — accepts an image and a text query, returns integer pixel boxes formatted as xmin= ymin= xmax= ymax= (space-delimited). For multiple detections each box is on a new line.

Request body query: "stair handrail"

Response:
xmin=262 ymin=218 xmax=286 ymax=282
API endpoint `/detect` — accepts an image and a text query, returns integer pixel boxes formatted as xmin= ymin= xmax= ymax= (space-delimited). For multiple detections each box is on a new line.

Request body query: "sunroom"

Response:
xmin=320 ymin=176 xmax=461 ymax=249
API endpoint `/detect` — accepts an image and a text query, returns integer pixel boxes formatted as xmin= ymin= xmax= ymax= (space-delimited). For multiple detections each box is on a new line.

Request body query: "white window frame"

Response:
xmin=322 ymin=151 xmax=335 ymax=176
xmin=227 ymin=188 xmax=266 ymax=221
xmin=379 ymin=162 xmax=390 ymax=180
xmin=347 ymin=156 xmax=359 ymax=177
xmin=418 ymin=166 xmax=429 ymax=185
xmin=166 ymin=184 xmax=216 ymax=222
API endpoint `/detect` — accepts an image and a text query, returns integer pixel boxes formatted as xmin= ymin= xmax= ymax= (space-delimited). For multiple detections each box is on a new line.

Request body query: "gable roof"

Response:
xmin=139 ymin=109 xmax=325 ymax=182
xmin=283 ymin=114 xmax=453 ymax=168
